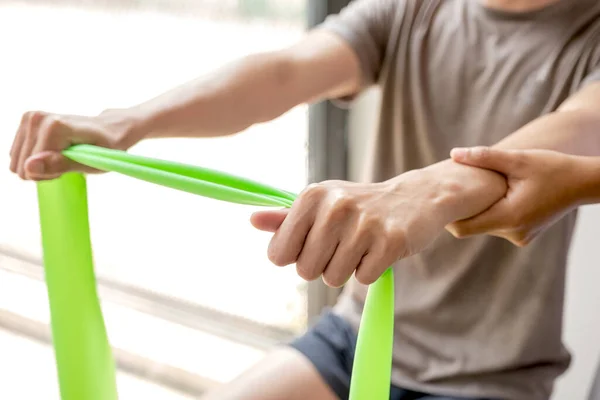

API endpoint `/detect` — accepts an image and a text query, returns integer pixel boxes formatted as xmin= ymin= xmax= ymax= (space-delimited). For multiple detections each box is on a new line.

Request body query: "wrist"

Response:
xmin=97 ymin=108 xmax=147 ymax=150
xmin=417 ymin=159 xmax=507 ymax=224
xmin=382 ymin=160 xmax=502 ymax=227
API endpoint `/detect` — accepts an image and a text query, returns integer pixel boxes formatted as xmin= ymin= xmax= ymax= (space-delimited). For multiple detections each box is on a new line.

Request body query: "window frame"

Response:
xmin=306 ymin=0 xmax=351 ymax=323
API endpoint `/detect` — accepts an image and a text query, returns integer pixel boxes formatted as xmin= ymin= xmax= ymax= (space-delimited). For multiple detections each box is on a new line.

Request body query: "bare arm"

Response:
xmin=448 ymin=147 xmax=600 ymax=245
xmin=117 ymin=30 xmax=362 ymax=142
xmin=425 ymin=83 xmax=600 ymax=223
xmin=440 ymin=83 xmax=600 ymax=244
xmin=249 ymin=84 xmax=600 ymax=286
xmin=9 ymin=30 xmax=362 ymax=179
xmin=579 ymin=156 xmax=600 ymax=204
xmin=495 ymin=83 xmax=600 ymax=155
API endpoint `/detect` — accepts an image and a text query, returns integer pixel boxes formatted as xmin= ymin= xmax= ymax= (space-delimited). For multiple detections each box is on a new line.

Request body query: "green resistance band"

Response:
xmin=36 ymin=144 xmax=394 ymax=400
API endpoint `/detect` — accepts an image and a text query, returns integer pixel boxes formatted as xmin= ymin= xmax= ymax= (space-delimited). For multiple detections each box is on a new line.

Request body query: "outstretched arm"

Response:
xmin=9 ymin=30 xmax=361 ymax=180
xmin=254 ymin=82 xmax=600 ymax=286
xmin=122 ymin=31 xmax=361 ymax=141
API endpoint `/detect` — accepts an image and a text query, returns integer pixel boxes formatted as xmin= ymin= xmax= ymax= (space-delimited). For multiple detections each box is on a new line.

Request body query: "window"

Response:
xmin=0 ymin=0 xmax=348 ymax=398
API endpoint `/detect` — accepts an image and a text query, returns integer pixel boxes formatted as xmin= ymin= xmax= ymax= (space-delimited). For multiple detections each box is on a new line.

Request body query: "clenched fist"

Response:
xmin=251 ymin=171 xmax=457 ymax=287
xmin=9 ymin=110 xmax=138 ymax=181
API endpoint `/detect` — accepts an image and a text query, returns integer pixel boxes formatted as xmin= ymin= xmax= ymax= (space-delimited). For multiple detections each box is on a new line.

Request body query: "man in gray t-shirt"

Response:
xmin=9 ymin=0 xmax=600 ymax=399
xmin=211 ymin=1 xmax=600 ymax=399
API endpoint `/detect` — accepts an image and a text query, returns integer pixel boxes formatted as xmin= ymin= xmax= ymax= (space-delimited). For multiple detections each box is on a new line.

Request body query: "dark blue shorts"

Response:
xmin=289 ymin=310 xmax=499 ymax=400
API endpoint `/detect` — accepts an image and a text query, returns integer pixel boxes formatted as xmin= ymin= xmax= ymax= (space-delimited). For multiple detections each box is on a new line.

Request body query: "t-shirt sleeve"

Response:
xmin=319 ymin=0 xmax=400 ymax=90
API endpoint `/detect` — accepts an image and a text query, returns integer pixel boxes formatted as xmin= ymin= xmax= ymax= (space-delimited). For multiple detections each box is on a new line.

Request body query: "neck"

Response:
xmin=481 ymin=0 xmax=562 ymax=12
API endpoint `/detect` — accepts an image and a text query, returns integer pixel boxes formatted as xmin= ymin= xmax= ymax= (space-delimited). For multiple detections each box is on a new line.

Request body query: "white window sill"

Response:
xmin=0 ymin=268 xmax=267 ymax=397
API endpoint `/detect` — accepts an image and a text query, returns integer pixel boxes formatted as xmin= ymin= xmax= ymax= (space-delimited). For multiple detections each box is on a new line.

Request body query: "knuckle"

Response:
xmin=383 ymin=237 xmax=404 ymax=260
xmin=378 ymin=233 xmax=406 ymax=264
xmin=268 ymin=254 xmax=286 ymax=267
xmin=385 ymin=227 xmax=406 ymax=246
xmin=473 ymin=146 xmax=491 ymax=161
xmin=355 ymin=268 xmax=377 ymax=285
xmin=358 ymin=214 xmax=380 ymax=231
xmin=267 ymin=250 xmax=280 ymax=266
xmin=511 ymin=151 xmax=528 ymax=170
xmin=40 ymin=153 xmax=67 ymax=176
xmin=295 ymin=261 xmax=318 ymax=281
xmin=21 ymin=111 xmax=36 ymax=124
xmin=271 ymin=257 xmax=288 ymax=267
xmin=322 ymin=269 xmax=346 ymax=288
xmin=27 ymin=112 xmax=47 ymax=135
xmin=29 ymin=110 xmax=45 ymax=122
xmin=333 ymin=193 xmax=356 ymax=210
xmin=381 ymin=243 xmax=397 ymax=262
xmin=354 ymin=225 xmax=374 ymax=245
xmin=37 ymin=116 xmax=65 ymax=145
xmin=267 ymin=245 xmax=287 ymax=267
xmin=44 ymin=115 xmax=62 ymax=132
xmin=327 ymin=195 xmax=357 ymax=222
xmin=301 ymin=183 xmax=326 ymax=202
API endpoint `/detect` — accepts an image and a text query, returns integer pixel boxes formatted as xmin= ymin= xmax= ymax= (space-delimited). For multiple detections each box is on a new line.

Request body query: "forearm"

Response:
xmin=406 ymin=160 xmax=507 ymax=225
xmin=493 ymin=108 xmax=600 ymax=209
xmin=103 ymin=31 xmax=359 ymax=147
xmin=111 ymin=52 xmax=305 ymax=143
xmin=574 ymin=156 xmax=600 ymax=205
xmin=402 ymin=109 xmax=600 ymax=225
xmin=494 ymin=109 xmax=600 ymax=156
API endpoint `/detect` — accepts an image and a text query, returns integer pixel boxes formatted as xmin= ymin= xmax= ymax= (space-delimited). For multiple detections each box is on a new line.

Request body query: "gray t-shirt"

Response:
xmin=321 ymin=1 xmax=600 ymax=399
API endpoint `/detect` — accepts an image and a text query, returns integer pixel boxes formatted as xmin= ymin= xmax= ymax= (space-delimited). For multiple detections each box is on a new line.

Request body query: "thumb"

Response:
xmin=250 ymin=209 xmax=289 ymax=233
xmin=451 ymin=146 xmax=520 ymax=175
xmin=24 ymin=151 xmax=74 ymax=180
xmin=447 ymin=201 xmax=510 ymax=238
